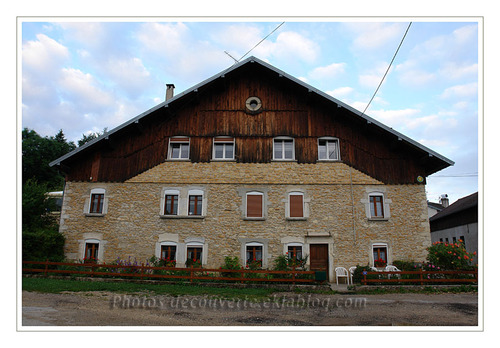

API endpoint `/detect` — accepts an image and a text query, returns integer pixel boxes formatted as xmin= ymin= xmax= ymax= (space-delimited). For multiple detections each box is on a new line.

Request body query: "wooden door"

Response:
xmin=310 ymin=244 xmax=329 ymax=272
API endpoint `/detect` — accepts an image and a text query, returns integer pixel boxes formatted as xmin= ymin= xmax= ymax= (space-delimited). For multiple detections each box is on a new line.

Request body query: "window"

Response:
xmin=246 ymin=192 xmax=263 ymax=218
xmin=373 ymin=245 xmax=388 ymax=266
xmin=273 ymin=137 xmax=294 ymax=160
xmin=369 ymin=195 xmax=384 ymax=218
xmin=168 ymin=137 xmax=190 ymax=160
xmin=188 ymin=195 xmax=202 ymax=216
xmin=213 ymin=137 xmax=235 ymax=160
xmin=164 ymin=194 xmax=179 ymax=215
xmin=161 ymin=244 xmax=177 ymax=261
xmin=246 ymin=243 xmax=263 ymax=267
xmin=84 ymin=242 xmax=99 ymax=263
xmin=287 ymin=244 xmax=303 ymax=260
xmin=318 ymin=137 xmax=339 ymax=160
xmin=186 ymin=245 xmax=203 ymax=267
xmin=90 ymin=193 xmax=104 ymax=214
xmin=289 ymin=192 xmax=304 ymax=218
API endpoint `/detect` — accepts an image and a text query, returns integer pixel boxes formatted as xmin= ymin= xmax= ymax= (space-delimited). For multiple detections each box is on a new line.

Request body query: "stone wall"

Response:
xmin=59 ymin=161 xmax=431 ymax=281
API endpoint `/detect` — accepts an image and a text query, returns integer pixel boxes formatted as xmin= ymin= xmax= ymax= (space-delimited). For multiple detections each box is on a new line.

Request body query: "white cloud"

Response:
xmin=326 ymin=86 xmax=353 ymax=98
xmin=343 ymin=22 xmax=407 ymax=50
xmin=22 ymin=34 xmax=69 ymax=73
xmin=441 ymin=82 xmax=478 ymax=99
xmin=439 ymin=63 xmax=478 ymax=80
xmin=272 ymin=31 xmax=319 ymax=62
xmin=104 ymin=57 xmax=151 ymax=98
xmin=358 ymin=62 xmax=392 ymax=89
xmin=309 ymin=62 xmax=346 ymax=80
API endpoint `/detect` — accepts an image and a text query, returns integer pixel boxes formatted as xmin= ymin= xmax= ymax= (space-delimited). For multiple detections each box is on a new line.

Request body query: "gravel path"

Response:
xmin=21 ymin=290 xmax=478 ymax=327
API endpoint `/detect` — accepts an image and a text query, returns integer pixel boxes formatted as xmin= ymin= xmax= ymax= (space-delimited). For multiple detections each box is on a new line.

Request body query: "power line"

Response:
xmin=238 ymin=22 xmax=285 ymax=62
xmin=360 ymin=22 xmax=412 ymax=117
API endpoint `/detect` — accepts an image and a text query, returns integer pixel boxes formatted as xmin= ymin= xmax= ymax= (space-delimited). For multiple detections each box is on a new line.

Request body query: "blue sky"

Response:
xmin=20 ymin=19 xmax=479 ymax=204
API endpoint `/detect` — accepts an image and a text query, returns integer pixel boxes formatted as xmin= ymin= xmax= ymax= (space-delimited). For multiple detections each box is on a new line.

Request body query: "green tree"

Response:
xmin=77 ymin=128 xmax=107 ymax=147
xmin=22 ymin=128 xmax=76 ymax=190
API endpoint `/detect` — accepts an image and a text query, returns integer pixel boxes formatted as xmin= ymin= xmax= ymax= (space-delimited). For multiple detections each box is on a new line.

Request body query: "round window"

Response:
xmin=245 ymin=97 xmax=262 ymax=113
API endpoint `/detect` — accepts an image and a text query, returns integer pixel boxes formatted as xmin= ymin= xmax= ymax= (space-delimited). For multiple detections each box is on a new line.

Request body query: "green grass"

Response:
xmin=22 ymin=277 xmax=280 ymax=301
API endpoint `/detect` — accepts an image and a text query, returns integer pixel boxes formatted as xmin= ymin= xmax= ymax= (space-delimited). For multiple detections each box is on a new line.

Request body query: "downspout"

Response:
xmin=349 ymin=166 xmax=356 ymax=244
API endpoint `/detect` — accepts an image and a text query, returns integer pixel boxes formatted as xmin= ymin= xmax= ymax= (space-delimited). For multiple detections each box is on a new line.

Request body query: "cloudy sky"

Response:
xmin=20 ymin=19 xmax=479 ymax=204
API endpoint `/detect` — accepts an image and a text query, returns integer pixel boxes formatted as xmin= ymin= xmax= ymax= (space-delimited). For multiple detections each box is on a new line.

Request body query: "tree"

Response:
xmin=22 ymin=128 xmax=76 ymax=190
xmin=78 ymin=128 xmax=107 ymax=147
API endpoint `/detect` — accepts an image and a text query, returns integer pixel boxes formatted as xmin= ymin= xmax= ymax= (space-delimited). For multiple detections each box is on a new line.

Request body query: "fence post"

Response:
xmin=362 ymin=272 xmax=366 ymax=285
xmin=419 ymin=269 xmax=424 ymax=285
xmin=292 ymin=264 xmax=296 ymax=285
xmin=140 ymin=263 xmax=144 ymax=280
xmin=44 ymin=259 xmax=49 ymax=277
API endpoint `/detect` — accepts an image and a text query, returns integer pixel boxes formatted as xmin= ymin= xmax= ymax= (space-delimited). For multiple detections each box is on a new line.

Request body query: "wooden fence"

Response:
xmin=22 ymin=260 xmax=316 ymax=285
xmin=362 ymin=269 xmax=478 ymax=285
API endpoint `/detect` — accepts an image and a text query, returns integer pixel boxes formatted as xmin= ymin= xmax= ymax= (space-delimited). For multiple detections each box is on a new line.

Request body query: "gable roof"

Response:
xmin=50 ymin=56 xmax=454 ymax=173
xmin=429 ymin=192 xmax=478 ymax=222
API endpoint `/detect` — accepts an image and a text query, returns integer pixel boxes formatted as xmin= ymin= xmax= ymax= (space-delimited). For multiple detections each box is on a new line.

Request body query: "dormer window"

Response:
xmin=168 ymin=137 xmax=190 ymax=160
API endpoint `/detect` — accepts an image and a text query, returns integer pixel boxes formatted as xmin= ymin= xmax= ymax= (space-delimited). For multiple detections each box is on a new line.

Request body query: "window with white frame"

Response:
xmin=288 ymin=192 xmax=304 ymax=218
xmin=246 ymin=242 xmax=263 ymax=267
xmin=318 ymin=137 xmax=339 ymax=160
xmin=287 ymin=243 xmax=303 ymax=260
xmin=369 ymin=194 xmax=385 ymax=218
xmin=188 ymin=189 xmax=203 ymax=216
xmin=84 ymin=239 xmax=100 ymax=263
xmin=372 ymin=243 xmax=388 ymax=267
xmin=186 ymin=241 xmax=204 ymax=267
xmin=273 ymin=137 xmax=294 ymax=160
xmin=246 ymin=191 xmax=264 ymax=218
xmin=213 ymin=137 xmax=235 ymax=160
xmin=168 ymin=137 xmax=190 ymax=160
xmin=163 ymin=190 xmax=179 ymax=215
xmin=87 ymin=188 xmax=106 ymax=215
xmin=160 ymin=242 xmax=177 ymax=263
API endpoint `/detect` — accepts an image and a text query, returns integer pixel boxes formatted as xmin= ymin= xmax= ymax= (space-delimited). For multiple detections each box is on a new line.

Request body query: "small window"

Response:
xmin=318 ymin=138 xmax=339 ymax=160
xmin=289 ymin=192 xmax=304 ymax=218
xmin=373 ymin=245 xmax=387 ymax=266
xmin=168 ymin=137 xmax=190 ymax=160
xmin=287 ymin=244 xmax=303 ymax=260
xmin=186 ymin=245 xmax=202 ymax=267
xmin=273 ymin=137 xmax=294 ymax=160
xmin=246 ymin=192 xmax=263 ymax=218
xmin=84 ymin=242 xmax=99 ymax=263
xmin=369 ymin=195 xmax=384 ymax=218
xmin=164 ymin=194 xmax=179 ymax=215
xmin=161 ymin=245 xmax=177 ymax=261
xmin=188 ymin=195 xmax=202 ymax=216
xmin=213 ymin=137 xmax=235 ymax=160
xmin=90 ymin=193 xmax=104 ymax=214
xmin=246 ymin=243 xmax=263 ymax=267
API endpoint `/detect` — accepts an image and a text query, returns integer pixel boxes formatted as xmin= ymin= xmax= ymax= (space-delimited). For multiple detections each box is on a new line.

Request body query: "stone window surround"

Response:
xmin=78 ymin=232 xmax=107 ymax=261
xmin=84 ymin=188 xmax=109 ymax=217
xmin=370 ymin=242 xmax=391 ymax=267
xmin=239 ymin=238 xmax=270 ymax=268
xmin=237 ymin=187 xmax=271 ymax=221
xmin=159 ymin=187 xmax=207 ymax=219
xmin=155 ymin=234 xmax=208 ymax=266
xmin=281 ymin=236 xmax=309 ymax=263
xmin=361 ymin=187 xmax=391 ymax=221
xmin=283 ymin=188 xmax=310 ymax=220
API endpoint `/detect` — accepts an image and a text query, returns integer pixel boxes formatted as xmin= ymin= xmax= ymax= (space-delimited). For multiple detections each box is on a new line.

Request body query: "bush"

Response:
xmin=351 ymin=265 xmax=377 ymax=284
xmin=219 ymin=256 xmax=242 ymax=278
xmin=22 ymin=227 xmax=65 ymax=262
xmin=427 ymin=240 xmax=476 ymax=270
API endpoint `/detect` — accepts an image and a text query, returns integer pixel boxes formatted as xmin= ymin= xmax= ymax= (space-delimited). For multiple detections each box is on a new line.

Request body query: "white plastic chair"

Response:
xmin=348 ymin=266 xmax=357 ymax=284
xmin=335 ymin=267 xmax=350 ymax=285
xmin=384 ymin=265 xmax=401 ymax=279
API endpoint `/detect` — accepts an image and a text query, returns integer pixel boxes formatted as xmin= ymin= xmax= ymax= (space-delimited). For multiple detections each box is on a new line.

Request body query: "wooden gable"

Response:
xmin=52 ymin=57 xmax=452 ymax=184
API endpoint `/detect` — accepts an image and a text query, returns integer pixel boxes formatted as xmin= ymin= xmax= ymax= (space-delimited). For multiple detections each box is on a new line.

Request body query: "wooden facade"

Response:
xmin=55 ymin=58 xmax=452 ymax=184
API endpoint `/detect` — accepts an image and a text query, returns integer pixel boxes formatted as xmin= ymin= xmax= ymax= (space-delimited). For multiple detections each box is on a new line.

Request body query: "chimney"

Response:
xmin=166 ymin=84 xmax=175 ymax=101
xmin=439 ymin=194 xmax=449 ymax=208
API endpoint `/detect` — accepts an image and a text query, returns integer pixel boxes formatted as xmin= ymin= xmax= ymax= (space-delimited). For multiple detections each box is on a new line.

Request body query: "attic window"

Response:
xmin=245 ymin=96 xmax=262 ymax=113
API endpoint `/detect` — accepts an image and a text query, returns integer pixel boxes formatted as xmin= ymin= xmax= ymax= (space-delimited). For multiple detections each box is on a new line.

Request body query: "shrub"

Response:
xmin=427 ymin=240 xmax=476 ymax=270
xmin=219 ymin=256 xmax=242 ymax=278
xmin=351 ymin=265 xmax=377 ymax=284
xmin=22 ymin=227 xmax=65 ymax=262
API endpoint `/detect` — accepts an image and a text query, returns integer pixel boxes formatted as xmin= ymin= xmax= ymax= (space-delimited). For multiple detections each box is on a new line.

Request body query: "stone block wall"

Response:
xmin=59 ymin=161 xmax=431 ymax=281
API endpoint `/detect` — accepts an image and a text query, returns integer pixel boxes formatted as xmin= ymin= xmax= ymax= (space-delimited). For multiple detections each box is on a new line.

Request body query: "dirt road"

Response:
xmin=21 ymin=290 xmax=478 ymax=327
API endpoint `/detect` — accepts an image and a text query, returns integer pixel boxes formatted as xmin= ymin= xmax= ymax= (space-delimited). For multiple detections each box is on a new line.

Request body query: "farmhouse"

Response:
xmin=50 ymin=56 xmax=453 ymax=282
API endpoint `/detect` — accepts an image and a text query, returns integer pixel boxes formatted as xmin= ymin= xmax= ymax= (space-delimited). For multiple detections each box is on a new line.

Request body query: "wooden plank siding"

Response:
xmin=63 ymin=65 xmax=429 ymax=184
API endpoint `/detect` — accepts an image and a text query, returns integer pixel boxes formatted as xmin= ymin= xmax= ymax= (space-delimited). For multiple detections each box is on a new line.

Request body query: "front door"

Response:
xmin=310 ymin=244 xmax=329 ymax=273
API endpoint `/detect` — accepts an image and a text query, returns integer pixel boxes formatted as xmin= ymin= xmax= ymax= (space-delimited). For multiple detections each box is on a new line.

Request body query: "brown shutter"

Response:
xmin=247 ymin=194 xmax=263 ymax=218
xmin=289 ymin=194 xmax=304 ymax=217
